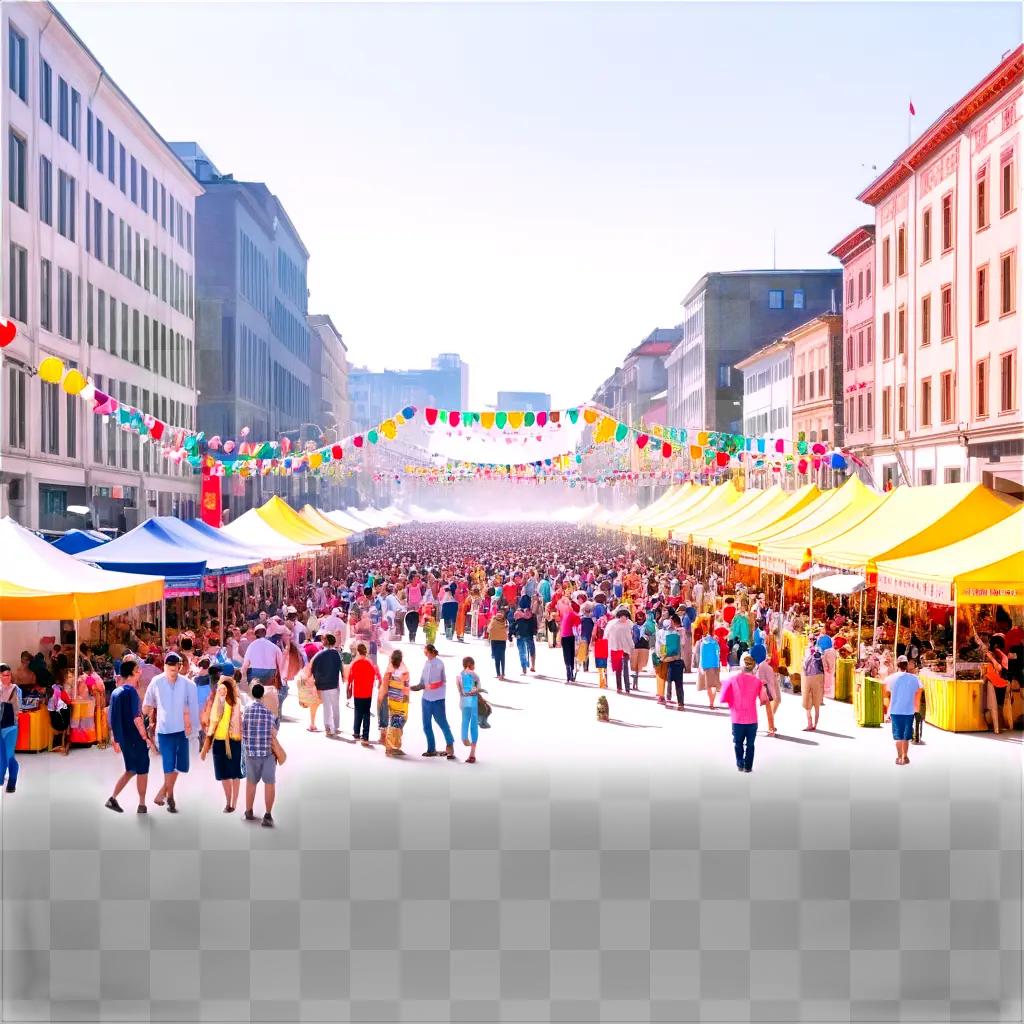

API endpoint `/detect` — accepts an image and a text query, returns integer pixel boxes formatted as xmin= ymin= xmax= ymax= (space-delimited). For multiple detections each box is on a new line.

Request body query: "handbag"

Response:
xmin=0 ymin=699 xmax=15 ymax=730
xmin=271 ymin=733 xmax=287 ymax=766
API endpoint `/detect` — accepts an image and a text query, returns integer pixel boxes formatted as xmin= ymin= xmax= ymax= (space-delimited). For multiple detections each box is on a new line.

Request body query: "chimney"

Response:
xmin=830 ymin=288 xmax=837 ymax=314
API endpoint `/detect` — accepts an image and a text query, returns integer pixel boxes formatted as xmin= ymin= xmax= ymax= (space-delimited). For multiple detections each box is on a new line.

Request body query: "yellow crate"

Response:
xmin=921 ymin=672 xmax=988 ymax=732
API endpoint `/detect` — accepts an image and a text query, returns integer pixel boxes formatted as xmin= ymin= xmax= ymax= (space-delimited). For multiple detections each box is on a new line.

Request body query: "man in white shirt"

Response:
xmin=241 ymin=625 xmax=282 ymax=688
xmin=604 ymin=608 xmax=636 ymax=694
xmin=320 ymin=607 xmax=347 ymax=647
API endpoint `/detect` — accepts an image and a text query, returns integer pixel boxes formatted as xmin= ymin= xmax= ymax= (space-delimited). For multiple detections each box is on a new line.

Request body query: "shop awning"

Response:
xmin=50 ymin=528 xmax=110 ymax=556
xmin=325 ymin=509 xmax=371 ymax=534
xmin=620 ymin=485 xmax=688 ymax=531
xmin=0 ymin=516 xmax=163 ymax=620
xmin=148 ymin=518 xmax=260 ymax=577
xmin=715 ymin=484 xmax=821 ymax=556
xmin=689 ymin=485 xmax=794 ymax=550
xmin=74 ymin=519 xmax=209 ymax=583
xmin=630 ymin=485 xmax=702 ymax=534
xmin=257 ymin=496 xmax=341 ymax=545
xmin=811 ymin=482 xmax=1016 ymax=573
xmin=221 ymin=509 xmax=320 ymax=558
xmin=875 ymin=506 xmax=1024 ymax=605
xmin=182 ymin=520 xmax=276 ymax=562
xmin=663 ymin=482 xmax=744 ymax=542
xmin=812 ymin=573 xmax=867 ymax=595
xmin=300 ymin=505 xmax=352 ymax=542
xmin=646 ymin=485 xmax=719 ymax=540
xmin=757 ymin=477 xmax=889 ymax=574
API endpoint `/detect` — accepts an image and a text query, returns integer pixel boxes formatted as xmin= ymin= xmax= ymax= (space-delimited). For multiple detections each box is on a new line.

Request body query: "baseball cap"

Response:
xmin=164 ymin=652 xmax=182 ymax=665
xmin=286 ymin=606 xmax=298 ymax=615
xmin=741 ymin=653 xmax=756 ymax=670
xmin=896 ymin=654 xmax=908 ymax=665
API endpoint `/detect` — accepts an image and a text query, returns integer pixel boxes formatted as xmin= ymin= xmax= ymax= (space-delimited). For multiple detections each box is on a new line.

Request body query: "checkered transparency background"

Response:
xmin=2 ymin=754 xmax=1021 ymax=1023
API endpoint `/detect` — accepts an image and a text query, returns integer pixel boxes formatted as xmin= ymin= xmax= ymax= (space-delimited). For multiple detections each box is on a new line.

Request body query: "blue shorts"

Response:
xmin=158 ymin=731 xmax=189 ymax=774
xmin=890 ymin=714 xmax=914 ymax=741
xmin=121 ymin=740 xmax=150 ymax=776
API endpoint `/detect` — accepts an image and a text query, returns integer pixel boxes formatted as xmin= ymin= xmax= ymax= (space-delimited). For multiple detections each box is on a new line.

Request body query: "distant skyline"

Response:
xmin=61 ymin=1 xmax=1020 ymax=408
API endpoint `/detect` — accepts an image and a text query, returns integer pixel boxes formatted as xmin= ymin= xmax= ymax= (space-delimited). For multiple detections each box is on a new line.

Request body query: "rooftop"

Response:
xmin=828 ymin=225 xmax=876 ymax=264
xmin=734 ymin=336 xmax=794 ymax=371
xmin=681 ymin=268 xmax=841 ymax=306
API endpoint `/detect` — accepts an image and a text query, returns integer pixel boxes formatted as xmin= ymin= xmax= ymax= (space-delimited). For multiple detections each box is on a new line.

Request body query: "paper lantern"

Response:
xmin=39 ymin=356 xmax=65 ymax=383
xmin=811 ymin=442 xmax=826 ymax=455
xmin=636 ymin=434 xmax=649 ymax=449
xmin=830 ymin=453 xmax=847 ymax=470
xmin=523 ymin=411 xmax=535 ymax=427
xmin=797 ymin=440 xmax=808 ymax=455
xmin=661 ymin=442 xmax=672 ymax=458
xmin=535 ymin=411 xmax=547 ymax=427
xmin=508 ymin=411 xmax=524 ymax=429
xmin=582 ymin=408 xmax=598 ymax=425
xmin=309 ymin=452 xmax=323 ymax=469
xmin=797 ymin=458 xmax=808 ymax=474
xmin=697 ymin=431 xmax=709 ymax=447
xmin=402 ymin=406 xmax=415 ymax=420
xmin=0 ymin=319 xmax=16 ymax=348
xmin=495 ymin=411 xmax=508 ymax=429
xmin=716 ymin=451 xmax=729 ymax=467
xmin=353 ymin=434 xmax=364 ymax=448
xmin=331 ymin=444 xmax=343 ymax=459
xmin=550 ymin=411 xmax=561 ymax=424
xmin=62 ymin=369 xmax=87 ymax=395
xmin=425 ymin=407 xmax=438 ymax=425
xmin=689 ymin=445 xmax=702 ymax=460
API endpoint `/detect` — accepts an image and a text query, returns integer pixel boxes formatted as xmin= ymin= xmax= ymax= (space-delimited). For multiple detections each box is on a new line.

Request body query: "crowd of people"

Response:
xmin=5 ymin=520 xmax=1019 ymax=815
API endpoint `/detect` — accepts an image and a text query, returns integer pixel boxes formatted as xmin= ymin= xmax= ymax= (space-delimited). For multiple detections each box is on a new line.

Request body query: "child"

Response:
xmin=382 ymin=650 xmax=410 ymax=756
xmin=422 ymin=610 xmax=439 ymax=647
xmin=459 ymin=657 xmax=485 ymax=764
xmin=193 ymin=657 xmax=212 ymax=745
xmin=198 ymin=664 xmax=221 ymax=750
xmin=592 ymin=624 xmax=609 ymax=689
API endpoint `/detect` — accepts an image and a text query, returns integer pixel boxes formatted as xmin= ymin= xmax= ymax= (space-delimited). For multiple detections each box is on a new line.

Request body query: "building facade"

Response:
xmin=788 ymin=315 xmax=844 ymax=446
xmin=829 ymin=226 xmax=876 ymax=465
xmin=2 ymin=1 xmax=202 ymax=532
xmin=857 ymin=46 xmax=1022 ymax=493
xmin=666 ymin=269 xmax=842 ymax=434
xmin=496 ymin=390 xmax=551 ymax=411
xmin=308 ymin=313 xmax=351 ymax=511
xmin=735 ymin=337 xmax=794 ymax=444
xmin=349 ymin=354 xmax=468 ymax=428
xmin=172 ymin=142 xmax=316 ymax=511
xmin=618 ymin=328 xmax=678 ymax=426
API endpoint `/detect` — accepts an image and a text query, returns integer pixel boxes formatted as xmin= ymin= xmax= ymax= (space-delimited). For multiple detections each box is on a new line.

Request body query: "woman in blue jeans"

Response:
xmin=0 ymin=664 xmax=23 ymax=793
xmin=459 ymin=657 xmax=485 ymax=764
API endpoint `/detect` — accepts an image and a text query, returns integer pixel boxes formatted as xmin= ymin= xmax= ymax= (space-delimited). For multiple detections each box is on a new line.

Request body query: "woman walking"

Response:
xmin=487 ymin=608 xmax=508 ymax=680
xmin=382 ymin=649 xmax=410 ymax=756
xmin=459 ymin=656 xmax=485 ymax=763
xmin=630 ymin=612 xmax=651 ymax=690
xmin=278 ymin=634 xmax=306 ymax=723
xmin=200 ymin=673 xmax=243 ymax=812
xmin=0 ymin=663 xmax=22 ymax=793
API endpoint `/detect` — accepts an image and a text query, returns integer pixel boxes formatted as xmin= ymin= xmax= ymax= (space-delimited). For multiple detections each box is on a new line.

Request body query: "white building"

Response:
xmin=2 ymin=1 xmax=202 ymax=532
xmin=735 ymin=337 xmax=793 ymax=444
xmin=308 ymin=312 xmax=350 ymax=511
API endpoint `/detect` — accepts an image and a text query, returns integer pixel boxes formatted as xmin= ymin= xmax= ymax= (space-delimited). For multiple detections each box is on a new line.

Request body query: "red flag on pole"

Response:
xmin=908 ymin=99 xmax=916 ymax=115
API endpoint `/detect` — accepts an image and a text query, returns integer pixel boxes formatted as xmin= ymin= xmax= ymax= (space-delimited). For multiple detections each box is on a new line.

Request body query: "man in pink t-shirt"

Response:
xmin=720 ymin=654 xmax=769 ymax=773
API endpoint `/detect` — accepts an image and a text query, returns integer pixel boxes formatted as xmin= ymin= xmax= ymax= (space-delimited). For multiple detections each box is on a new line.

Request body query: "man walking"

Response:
xmin=240 ymin=624 xmax=282 ymax=689
xmin=143 ymin=652 xmax=198 ymax=814
xmin=308 ymin=633 xmax=343 ymax=737
xmin=106 ymin=659 xmax=158 ymax=813
xmin=605 ymin=607 xmax=635 ymax=693
xmin=720 ymin=654 xmax=769 ymax=773
xmin=242 ymin=683 xmax=278 ymax=826
xmin=410 ymin=645 xmax=456 ymax=759
xmin=883 ymin=655 xmax=922 ymax=766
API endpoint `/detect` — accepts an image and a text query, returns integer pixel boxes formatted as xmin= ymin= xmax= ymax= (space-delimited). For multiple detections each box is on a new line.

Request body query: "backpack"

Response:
xmin=663 ymin=631 xmax=681 ymax=659
xmin=699 ymin=636 xmax=720 ymax=670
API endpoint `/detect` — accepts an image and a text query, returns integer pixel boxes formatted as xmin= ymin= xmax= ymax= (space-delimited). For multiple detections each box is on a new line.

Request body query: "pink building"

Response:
xmin=829 ymin=226 xmax=876 ymax=464
xmin=788 ymin=314 xmax=844 ymax=447
xmin=857 ymin=46 xmax=1022 ymax=495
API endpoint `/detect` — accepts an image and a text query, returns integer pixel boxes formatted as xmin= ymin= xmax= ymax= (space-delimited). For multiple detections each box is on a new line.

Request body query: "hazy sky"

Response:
xmin=62 ymin=1 xmax=1019 ymax=408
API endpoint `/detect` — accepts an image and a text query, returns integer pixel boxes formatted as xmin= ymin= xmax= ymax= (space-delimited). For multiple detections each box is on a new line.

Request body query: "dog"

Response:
xmin=596 ymin=695 xmax=610 ymax=722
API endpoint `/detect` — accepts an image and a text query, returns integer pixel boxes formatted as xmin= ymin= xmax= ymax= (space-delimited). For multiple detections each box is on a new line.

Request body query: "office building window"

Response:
xmin=976 ymin=264 xmax=988 ymax=324
xmin=882 ymin=312 xmax=891 ymax=359
xmin=897 ymin=306 xmax=906 ymax=354
xmin=1002 ymin=351 xmax=1018 ymax=412
xmin=130 ymin=156 xmax=137 ymax=203
xmin=57 ymin=267 xmax=73 ymax=339
xmin=976 ymin=358 xmax=989 ymax=418
xmin=8 ymin=243 xmax=27 ymax=323
xmin=1001 ymin=150 xmax=1016 ymax=216
xmin=8 ymin=129 xmax=26 ymax=208
xmin=919 ymin=469 xmax=934 ymax=485
xmin=897 ymin=226 xmax=906 ymax=276
xmin=186 ymin=211 xmax=193 ymax=254
xmin=920 ymin=378 xmax=931 ymax=427
xmin=846 ymin=335 xmax=853 ymax=371
xmin=944 ymin=468 xmax=962 ymax=483
xmin=39 ymin=59 xmax=52 ymax=123
xmin=141 ymin=166 xmax=148 ymax=212
xmin=97 ymin=289 xmax=106 ymax=351
xmin=109 ymin=295 xmax=117 ymax=354
xmin=977 ymin=166 xmax=988 ymax=229
xmin=920 ymin=294 xmax=931 ymax=347
xmin=8 ymin=26 xmax=27 ymax=101
xmin=95 ymin=116 xmax=104 ymax=173
xmin=1001 ymin=250 xmax=1016 ymax=315
xmin=940 ymin=371 xmax=954 ymax=423
xmin=865 ymin=267 xmax=871 ymax=297
xmin=66 ymin=382 xmax=77 ymax=459
xmin=818 ymin=366 xmax=826 ymax=396
xmin=86 ymin=283 xmax=93 ymax=346
xmin=107 ymin=210 xmax=115 ymax=269
xmin=41 ymin=380 xmax=60 ymax=455
xmin=881 ymin=386 xmax=892 ymax=437
xmin=866 ymin=390 xmax=873 ymax=429
xmin=70 ymin=88 xmax=80 ymax=149
xmin=808 ymin=371 xmax=815 ymax=400
xmin=92 ymin=197 xmax=102 ymax=259
xmin=57 ymin=170 xmax=76 ymax=241
xmin=119 ymin=144 xmax=126 ymax=192
xmin=85 ymin=192 xmax=91 ymax=254
xmin=941 ymin=284 xmax=953 ymax=339
xmin=768 ymin=289 xmax=783 ymax=310
xmin=107 ymin=131 xmax=115 ymax=183
xmin=152 ymin=178 xmax=158 ymax=221
xmin=882 ymin=237 xmax=891 ymax=285
xmin=941 ymin=192 xmax=953 ymax=251
xmin=40 ymin=258 xmax=52 ymax=331
xmin=897 ymin=384 xmax=906 ymax=432
xmin=58 ymin=77 xmax=69 ymax=139
xmin=921 ymin=208 xmax=931 ymax=263
xmin=6 ymin=366 xmax=26 ymax=449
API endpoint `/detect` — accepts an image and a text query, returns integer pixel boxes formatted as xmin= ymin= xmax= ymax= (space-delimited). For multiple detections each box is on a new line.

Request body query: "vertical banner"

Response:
xmin=200 ymin=471 xmax=223 ymax=527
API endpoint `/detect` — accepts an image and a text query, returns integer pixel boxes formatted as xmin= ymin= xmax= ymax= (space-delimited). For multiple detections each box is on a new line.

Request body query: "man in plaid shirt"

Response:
xmin=242 ymin=683 xmax=278 ymax=827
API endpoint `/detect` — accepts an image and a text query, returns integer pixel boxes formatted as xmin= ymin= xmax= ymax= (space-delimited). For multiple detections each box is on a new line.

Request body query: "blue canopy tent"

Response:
xmin=73 ymin=519 xmax=208 ymax=588
xmin=181 ymin=519 xmax=276 ymax=563
xmin=51 ymin=529 xmax=109 ymax=555
xmin=148 ymin=517 xmax=259 ymax=576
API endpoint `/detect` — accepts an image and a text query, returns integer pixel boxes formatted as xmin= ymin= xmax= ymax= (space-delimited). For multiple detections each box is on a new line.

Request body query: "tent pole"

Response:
xmin=809 ymin=580 xmax=814 ymax=627
xmin=74 ymin=621 xmax=80 ymax=684
xmin=951 ymin=590 xmax=959 ymax=725
xmin=857 ymin=586 xmax=865 ymax=660
xmin=872 ymin=589 xmax=879 ymax=644
xmin=893 ymin=595 xmax=901 ymax=659
xmin=161 ymin=599 xmax=167 ymax=649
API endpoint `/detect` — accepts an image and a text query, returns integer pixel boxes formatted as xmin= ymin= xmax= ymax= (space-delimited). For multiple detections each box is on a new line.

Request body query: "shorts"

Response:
xmin=801 ymin=675 xmax=825 ymax=709
xmin=890 ymin=714 xmax=913 ymax=741
xmin=121 ymin=740 xmax=150 ymax=776
xmin=158 ymin=731 xmax=189 ymax=774
xmin=245 ymin=752 xmax=277 ymax=784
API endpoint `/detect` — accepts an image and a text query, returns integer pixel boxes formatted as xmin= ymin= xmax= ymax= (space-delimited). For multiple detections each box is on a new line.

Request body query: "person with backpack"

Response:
xmin=697 ymin=629 xmax=723 ymax=709
xmin=660 ymin=614 xmax=685 ymax=709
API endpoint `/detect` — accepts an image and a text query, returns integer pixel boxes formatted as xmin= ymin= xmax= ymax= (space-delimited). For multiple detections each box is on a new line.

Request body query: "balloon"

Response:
xmin=550 ymin=411 xmax=561 ymax=424
xmin=353 ymin=435 xmax=364 ymax=448
xmin=439 ymin=409 xmax=448 ymax=423
xmin=481 ymin=411 xmax=495 ymax=429
xmin=425 ymin=408 xmax=438 ymax=426
xmin=381 ymin=419 xmax=397 ymax=439
xmin=689 ymin=445 xmax=702 ymax=460
xmin=367 ymin=429 xmax=379 ymax=444
xmin=636 ymin=434 xmax=649 ymax=449
xmin=535 ymin=411 xmax=547 ymax=427
xmin=816 ymin=634 xmax=833 ymax=651
xmin=0 ymin=319 xmax=16 ymax=347
xmin=830 ymin=453 xmax=847 ymax=470
xmin=811 ymin=442 xmax=826 ymax=455
xmin=508 ymin=411 xmax=524 ymax=429
xmin=523 ymin=411 xmax=535 ymax=427
xmin=495 ymin=411 xmax=507 ymax=429
xmin=716 ymin=451 xmax=729 ymax=467
xmin=309 ymin=452 xmax=323 ymax=469
xmin=797 ymin=458 xmax=808 ymax=474
xmin=775 ymin=438 xmax=785 ymax=453
xmin=61 ymin=369 xmax=86 ymax=394
xmin=661 ymin=442 xmax=672 ymax=458
xmin=697 ymin=431 xmax=709 ymax=447
xmin=38 ymin=356 xmax=65 ymax=383
xmin=614 ymin=422 xmax=629 ymax=443
xmin=582 ymin=408 xmax=598 ymax=425
xmin=402 ymin=406 xmax=415 ymax=420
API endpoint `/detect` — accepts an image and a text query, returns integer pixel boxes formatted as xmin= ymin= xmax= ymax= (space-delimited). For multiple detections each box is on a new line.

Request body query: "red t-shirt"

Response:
xmin=722 ymin=605 xmax=737 ymax=624
xmin=348 ymin=658 xmax=380 ymax=700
